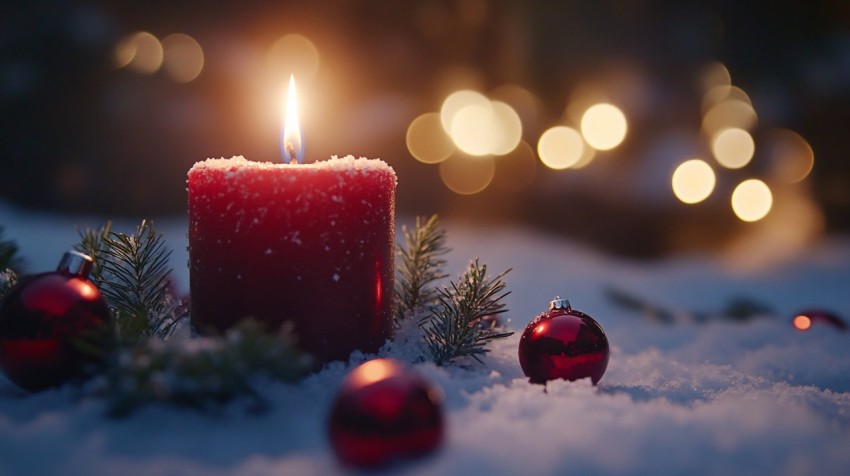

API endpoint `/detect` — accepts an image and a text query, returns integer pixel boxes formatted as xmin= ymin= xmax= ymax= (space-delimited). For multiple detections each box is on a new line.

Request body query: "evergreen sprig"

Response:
xmin=421 ymin=260 xmax=513 ymax=365
xmin=75 ymin=221 xmax=185 ymax=339
xmin=102 ymin=320 xmax=312 ymax=417
xmin=395 ymin=215 xmax=450 ymax=322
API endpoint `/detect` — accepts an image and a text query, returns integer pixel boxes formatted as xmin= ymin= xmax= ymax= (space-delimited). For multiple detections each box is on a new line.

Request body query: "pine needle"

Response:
xmin=395 ymin=215 xmax=449 ymax=319
xmin=395 ymin=215 xmax=450 ymax=322
xmin=421 ymin=259 xmax=513 ymax=365
xmin=75 ymin=220 xmax=186 ymax=340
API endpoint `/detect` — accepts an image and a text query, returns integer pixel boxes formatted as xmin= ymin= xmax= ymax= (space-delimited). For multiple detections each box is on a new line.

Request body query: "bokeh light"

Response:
xmin=711 ymin=128 xmax=755 ymax=169
xmin=700 ymin=61 xmax=731 ymax=92
xmin=114 ymin=32 xmax=163 ymax=74
xmin=161 ymin=33 xmax=204 ymax=83
xmin=569 ymin=142 xmax=597 ymax=169
xmin=732 ymin=179 xmax=773 ymax=222
xmin=406 ymin=112 xmax=454 ymax=164
xmin=444 ymin=95 xmax=522 ymax=157
xmin=702 ymin=85 xmax=752 ymax=115
xmin=537 ymin=126 xmax=586 ymax=170
xmin=672 ymin=159 xmax=716 ymax=204
xmin=489 ymin=100 xmax=523 ymax=155
xmin=702 ymin=99 xmax=757 ymax=136
xmin=440 ymin=90 xmax=490 ymax=133
xmin=765 ymin=129 xmax=815 ymax=183
xmin=580 ymin=103 xmax=627 ymax=151
xmin=267 ymin=34 xmax=320 ymax=82
xmin=450 ymin=103 xmax=496 ymax=156
xmin=493 ymin=140 xmax=537 ymax=192
xmin=439 ymin=154 xmax=495 ymax=195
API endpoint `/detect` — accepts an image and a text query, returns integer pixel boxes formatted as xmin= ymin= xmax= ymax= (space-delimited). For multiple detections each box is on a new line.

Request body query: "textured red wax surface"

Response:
xmin=518 ymin=307 xmax=610 ymax=385
xmin=188 ymin=156 xmax=396 ymax=363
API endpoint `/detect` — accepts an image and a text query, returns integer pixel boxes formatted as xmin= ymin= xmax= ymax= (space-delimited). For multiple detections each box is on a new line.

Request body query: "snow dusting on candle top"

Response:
xmin=190 ymin=155 xmax=397 ymax=185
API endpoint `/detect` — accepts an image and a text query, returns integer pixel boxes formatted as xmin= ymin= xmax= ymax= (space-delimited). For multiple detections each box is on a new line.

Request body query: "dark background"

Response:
xmin=1 ymin=0 xmax=848 ymax=257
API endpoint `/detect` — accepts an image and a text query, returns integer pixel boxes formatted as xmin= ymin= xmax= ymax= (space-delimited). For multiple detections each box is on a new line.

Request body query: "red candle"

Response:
xmin=187 ymin=78 xmax=396 ymax=362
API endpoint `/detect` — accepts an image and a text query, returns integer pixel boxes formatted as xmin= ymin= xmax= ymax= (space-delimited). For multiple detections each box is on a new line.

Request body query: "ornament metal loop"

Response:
xmin=57 ymin=251 xmax=94 ymax=278
xmin=549 ymin=296 xmax=571 ymax=311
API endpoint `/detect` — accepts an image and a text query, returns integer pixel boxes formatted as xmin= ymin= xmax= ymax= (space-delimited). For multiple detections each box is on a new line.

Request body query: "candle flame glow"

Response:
xmin=282 ymin=75 xmax=304 ymax=164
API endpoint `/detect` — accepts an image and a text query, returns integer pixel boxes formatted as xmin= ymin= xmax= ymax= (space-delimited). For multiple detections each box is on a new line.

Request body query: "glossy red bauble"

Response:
xmin=519 ymin=297 xmax=609 ymax=385
xmin=0 ymin=252 xmax=111 ymax=391
xmin=328 ymin=358 xmax=444 ymax=467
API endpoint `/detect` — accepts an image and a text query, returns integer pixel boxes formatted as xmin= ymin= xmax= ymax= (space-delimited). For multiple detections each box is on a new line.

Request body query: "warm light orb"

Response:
xmin=732 ymin=179 xmax=773 ymax=222
xmin=766 ymin=129 xmax=815 ymax=183
xmin=793 ymin=315 xmax=812 ymax=331
xmin=537 ymin=126 xmax=585 ymax=170
xmin=580 ymin=103 xmax=628 ymax=151
xmin=267 ymin=34 xmax=320 ymax=82
xmin=450 ymin=103 xmax=495 ymax=156
xmin=114 ymin=32 xmax=163 ymax=74
xmin=711 ymin=128 xmax=755 ymax=169
xmin=406 ymin=113 xmax=454 ymax=164
xmin=700 ymin=61 xmax=731 ymax=92
xmin=282 ymin=75 xmax=303 ymax=164
xmin=447 ymin=99 xmax=522 ymax=157
xmin=489 ymin=101 xmax=523 ymax=155
xmin=440 ymin=90 xmax=489 ymax=134
xmin=161 ymin=33 xmax=204 ymax=83
xmin=702 ymin=85 xmax=752 ymax=115
xmin=672 ymin=159 xmax=716 ymax=204
xmin=702 ymin=100 xmax=757 ymax=136
xmin=570 ymin=144 xmax=598 ymax=169
xmin=439 ymin=155 xmax=495 ymax=195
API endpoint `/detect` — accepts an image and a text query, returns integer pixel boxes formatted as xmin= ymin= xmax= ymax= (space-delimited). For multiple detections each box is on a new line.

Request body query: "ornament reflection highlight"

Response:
xmin=793 ymin=315 xmax=812 ymax=331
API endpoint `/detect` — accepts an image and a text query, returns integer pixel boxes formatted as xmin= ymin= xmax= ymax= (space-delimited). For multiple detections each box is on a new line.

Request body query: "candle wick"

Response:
xmin=286 ymin=142 xmax=297 ymax=164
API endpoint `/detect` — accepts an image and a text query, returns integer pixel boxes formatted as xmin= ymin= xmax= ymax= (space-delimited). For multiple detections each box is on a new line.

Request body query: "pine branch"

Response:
xmin=394 ymin=215 xmax=450 ymax=322
xmin=75 ymin=221 xmax=111 ymax=287
xmin=75 ymin=220 xmax=186 ymax=340
xmin=101 ymin=320 xmax=311 ymax=417
xmin=420 ymin=259 xmax=513 ymax=365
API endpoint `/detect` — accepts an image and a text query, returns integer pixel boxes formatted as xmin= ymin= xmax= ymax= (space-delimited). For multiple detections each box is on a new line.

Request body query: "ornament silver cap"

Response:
xmin=57 ymin=251 xmax=94 ymax=278
xmin=549 ymin=296 xmax=571 ymax=311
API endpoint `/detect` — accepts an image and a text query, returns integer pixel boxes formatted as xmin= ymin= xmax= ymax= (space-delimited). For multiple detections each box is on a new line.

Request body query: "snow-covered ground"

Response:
xmin=1 ymin=201 xmax=849 ymax=475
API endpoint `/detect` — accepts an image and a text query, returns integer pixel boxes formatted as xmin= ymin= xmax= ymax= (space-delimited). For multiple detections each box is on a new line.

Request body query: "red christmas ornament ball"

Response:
xmin=519 ymin=296 xmax=610 ymax=385
xmin=0 ymin=252 xmax=111 ymax=391
xmin=328 ymin=358 xmax=444 ymax=467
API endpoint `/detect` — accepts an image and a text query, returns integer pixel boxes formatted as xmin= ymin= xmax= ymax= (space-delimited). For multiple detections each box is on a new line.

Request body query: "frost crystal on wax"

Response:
xmin=187 ymin=155 xmax=397 ymax=363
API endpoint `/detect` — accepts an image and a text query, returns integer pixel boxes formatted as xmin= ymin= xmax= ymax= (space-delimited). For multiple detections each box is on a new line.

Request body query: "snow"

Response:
xmin=2 ymin=201 xmax=850 ymax=475
xmin=189 ymin=155 xmax=397 ymax=183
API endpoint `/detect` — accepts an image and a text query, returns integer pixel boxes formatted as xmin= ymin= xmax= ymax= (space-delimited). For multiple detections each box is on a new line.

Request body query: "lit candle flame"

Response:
xmin=282 ymin=74 xmax=304 ymax=164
